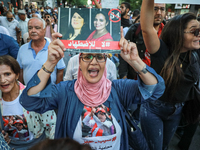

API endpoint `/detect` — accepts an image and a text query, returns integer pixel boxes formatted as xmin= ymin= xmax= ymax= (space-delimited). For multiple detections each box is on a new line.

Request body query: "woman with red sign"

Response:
xmin=19 ymin=31 xmax=165 ymax=150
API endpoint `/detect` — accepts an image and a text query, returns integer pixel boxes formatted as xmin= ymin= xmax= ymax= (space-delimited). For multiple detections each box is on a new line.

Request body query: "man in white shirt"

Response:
xmin=14 ymin=8 xmax=20 ymax=21
xmin=17 ymin=9 xmax=29 ymax=45
xmin=0 ymin=25 xmax=10 ymax=36
xmin=0 ymin=11 xmax=20 ymax=43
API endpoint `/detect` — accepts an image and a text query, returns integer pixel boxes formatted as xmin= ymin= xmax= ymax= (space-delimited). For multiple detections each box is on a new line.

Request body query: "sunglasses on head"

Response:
xmin=184 ymin=28 xmax=200 ymax=37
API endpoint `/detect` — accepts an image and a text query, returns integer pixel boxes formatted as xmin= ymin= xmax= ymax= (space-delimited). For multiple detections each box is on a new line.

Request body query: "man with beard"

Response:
xmin=17 ymin=17 xmax=65 ymax=85
xmin=119 ymin=3 xmax=166 ymax=79
xmin=120 ymin=2 xmax=131 ymax=28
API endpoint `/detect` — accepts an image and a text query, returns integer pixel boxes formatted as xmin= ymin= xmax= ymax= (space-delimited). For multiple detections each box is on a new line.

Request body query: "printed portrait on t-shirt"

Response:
xmin=2 ymin=115 xmax=31 ymax=141
xmin=82 ymin=105 xmax=116 ymax=138
xmin=73 ymin=104 xmax=122 ymax=149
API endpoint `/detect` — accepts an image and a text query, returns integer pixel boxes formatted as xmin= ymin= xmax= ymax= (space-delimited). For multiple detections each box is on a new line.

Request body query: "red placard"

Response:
xmin=61 ymin=40 xmax=120 ymax=50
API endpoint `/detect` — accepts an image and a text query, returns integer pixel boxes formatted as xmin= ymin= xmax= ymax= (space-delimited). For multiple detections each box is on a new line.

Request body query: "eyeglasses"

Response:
xmin=154 ymin=7 xmax=165 ymax=12
xmin=7 ymin=17 xmax=13 ymax=20
xmin=184 ymin=28 xmax=200 ymax=37
xmin=80 ymin=54 xmax=107 ymax=63
xmin=45 ymin=16 xmax=50 ymax=19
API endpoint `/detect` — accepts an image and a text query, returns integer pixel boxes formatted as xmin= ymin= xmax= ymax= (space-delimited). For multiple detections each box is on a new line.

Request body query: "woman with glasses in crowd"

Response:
xmin=140 ymin=0 xmax=200 ymax=149
xmin=19 ymin=30 xmax=165 ymax=150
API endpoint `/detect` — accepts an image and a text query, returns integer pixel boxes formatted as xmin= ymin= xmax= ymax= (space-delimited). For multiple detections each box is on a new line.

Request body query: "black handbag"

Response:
xmin=122 ymin=105 xmax=149 ymax=150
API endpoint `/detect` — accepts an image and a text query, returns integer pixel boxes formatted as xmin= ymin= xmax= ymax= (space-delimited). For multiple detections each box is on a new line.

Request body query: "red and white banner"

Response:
xmin=61 ymin=40 xmax=120 ymax=50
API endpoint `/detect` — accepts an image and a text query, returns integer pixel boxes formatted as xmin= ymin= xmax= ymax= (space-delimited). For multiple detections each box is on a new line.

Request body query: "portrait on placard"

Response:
xmin=58 ymin=8 xmax=121 ymax=53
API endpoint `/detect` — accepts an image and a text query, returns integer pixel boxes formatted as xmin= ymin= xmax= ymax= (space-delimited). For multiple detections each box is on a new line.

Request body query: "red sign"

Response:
xmin=61 ymin=40 xmax=120 ymax=50
xmin=108 ymin=9 xmax=121 ymax=23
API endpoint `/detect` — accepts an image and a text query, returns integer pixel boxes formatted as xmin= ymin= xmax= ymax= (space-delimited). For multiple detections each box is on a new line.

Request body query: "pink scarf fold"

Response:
xmin=74 ymin=57 xmax=112 ymax=107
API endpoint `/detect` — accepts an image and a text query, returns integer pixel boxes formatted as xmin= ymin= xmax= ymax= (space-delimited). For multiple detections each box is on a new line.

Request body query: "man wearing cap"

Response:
xmin=17 ymin=9 xmax=29 ymax=45
xmin=0 ymin=11 xmax=20 ymax=43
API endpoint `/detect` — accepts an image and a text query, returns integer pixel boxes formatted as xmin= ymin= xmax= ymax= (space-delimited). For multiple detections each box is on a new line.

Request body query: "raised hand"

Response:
xmin=46 ymin=33 xmax=66 ymax=66
xmin=119 ymin=26 xmax=139 ymax=64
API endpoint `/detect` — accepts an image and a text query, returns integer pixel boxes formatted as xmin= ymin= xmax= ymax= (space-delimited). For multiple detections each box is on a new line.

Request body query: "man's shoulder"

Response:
xmin=125 ymin=23 xmax=141 ymax=41
xmin=13 ymin=19 xmax=19 ymax=24
xmin=19 ymin=43 xmax=29 ymax=52
xmin=0 ymin=16 xmax=6 ymax=20
xmin=128 ymin=23 xmax=141 ymax=33
xmin=0 ymin=33 xmax=14 ymax=41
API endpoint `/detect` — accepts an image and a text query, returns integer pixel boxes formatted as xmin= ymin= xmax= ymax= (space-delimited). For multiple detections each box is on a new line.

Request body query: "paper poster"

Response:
xmin=155 ymin=0 xmax=200 ymax=4
xmin=101 ymin=0 xmax=119 ymax=8
xmin=58 ymin=8 xmax=121 ymax=54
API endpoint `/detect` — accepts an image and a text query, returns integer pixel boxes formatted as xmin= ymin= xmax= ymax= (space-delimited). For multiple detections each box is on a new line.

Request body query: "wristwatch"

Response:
xmin=138 ymin=64 xmax=148 ymax=74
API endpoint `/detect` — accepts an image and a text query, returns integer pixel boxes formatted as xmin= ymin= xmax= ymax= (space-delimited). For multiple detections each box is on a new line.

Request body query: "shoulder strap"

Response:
xmin=134 ymin=24 xmax=141 ymax=37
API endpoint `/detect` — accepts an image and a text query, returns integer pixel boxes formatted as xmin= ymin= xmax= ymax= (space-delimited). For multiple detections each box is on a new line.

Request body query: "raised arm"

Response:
xmin=27 ymin=33 xmax=66 ymax=95
xmin=119 ymin=27 xmax=157 ymax=85
xmin=140 ymin=0 xmax=160 ymax=54
xmin=92 ymin=0 xmax=102 ymax=8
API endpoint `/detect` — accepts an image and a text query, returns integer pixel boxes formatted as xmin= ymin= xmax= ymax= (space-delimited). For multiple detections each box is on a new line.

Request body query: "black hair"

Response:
xmin=28 ymin=138 xmax=92 ymax=150
xmin=61 ymin=8 xmax=90 ymax=40
xmin=160 ymin=13 xmax=197 ymax=95
xmin=133 ymin=9 xmax=140 ymax=17
xmin=0 ymin=55 xmax=20 ymax=75
xmin=44 ymin=12 xmax=50 ymax=17
xmin=133 ymin=15 xmax=140 ymax=24
xmin=121 ymin=2 xmax=130 ymax=10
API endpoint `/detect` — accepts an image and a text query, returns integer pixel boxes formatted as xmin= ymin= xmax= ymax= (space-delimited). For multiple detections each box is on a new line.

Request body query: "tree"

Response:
xmin=66 ymin=0 xmax=88 ymax=7
xmin=120 ymin=0 xmax=142 ymax=11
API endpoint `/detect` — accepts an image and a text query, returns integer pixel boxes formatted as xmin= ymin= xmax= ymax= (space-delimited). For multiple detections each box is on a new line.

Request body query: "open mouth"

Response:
xmin=88 ymin=69 xmax=99 ymax=77
xmin=1 ymin=84 xmax=9 ymax=89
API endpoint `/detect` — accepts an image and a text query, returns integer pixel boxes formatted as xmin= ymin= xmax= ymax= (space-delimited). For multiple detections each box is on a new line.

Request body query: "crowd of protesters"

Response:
xmin=0 ymin=0 xmax=200 ymax=150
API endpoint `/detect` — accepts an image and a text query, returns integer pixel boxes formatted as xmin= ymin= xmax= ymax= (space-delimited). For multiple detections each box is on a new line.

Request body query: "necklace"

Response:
xmin=180 ymin=52 xmax=188 ymax=68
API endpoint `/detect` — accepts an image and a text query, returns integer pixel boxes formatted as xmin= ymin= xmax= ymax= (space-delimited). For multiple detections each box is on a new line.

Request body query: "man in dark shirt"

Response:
xmin=119 ymin=3 xmax=166 ymax=79
xmin=120 ymin=2 xmax=131 ymax=28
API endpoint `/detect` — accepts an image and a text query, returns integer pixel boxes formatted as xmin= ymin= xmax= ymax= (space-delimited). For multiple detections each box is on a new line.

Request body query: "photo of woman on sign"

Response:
xmin=86 ymin=11 xmax=113 ymax=41
xmin=61 ymin=8 xmax=89 ymax=40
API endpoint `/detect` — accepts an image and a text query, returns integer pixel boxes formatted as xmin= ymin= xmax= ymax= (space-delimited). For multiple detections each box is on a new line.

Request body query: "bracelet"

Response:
xmin=42 ymin=64 xmax=54 ymax=73
xmin=137 ymin=64 xmax=148 ymax=75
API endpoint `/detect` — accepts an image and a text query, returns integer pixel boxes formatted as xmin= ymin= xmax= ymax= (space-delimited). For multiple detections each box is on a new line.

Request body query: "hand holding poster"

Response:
xmin=58 ymin=8 xmax=121 ymax=54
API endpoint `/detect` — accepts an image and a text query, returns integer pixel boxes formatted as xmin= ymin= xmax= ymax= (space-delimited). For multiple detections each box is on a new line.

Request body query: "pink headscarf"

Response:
xmin=74 ymin=54 xmax=112 ymax=107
